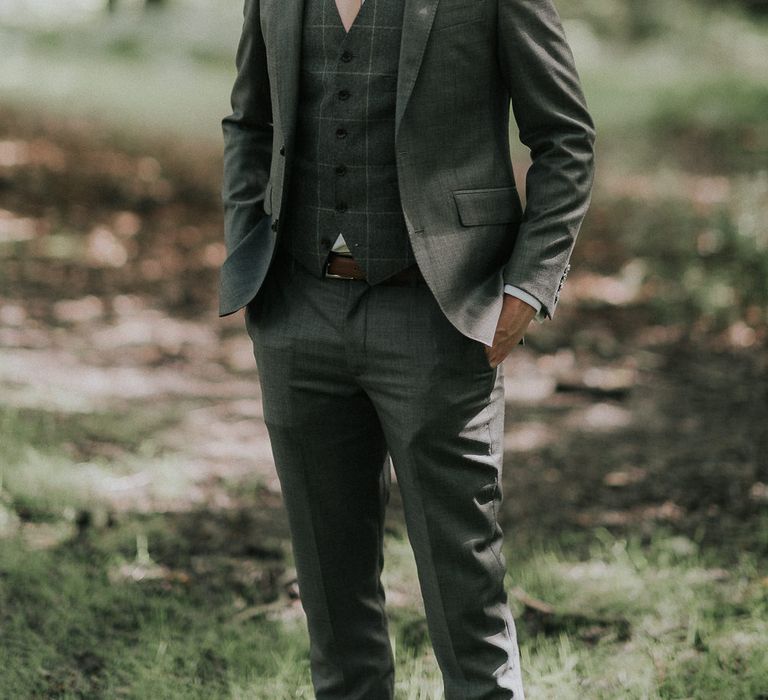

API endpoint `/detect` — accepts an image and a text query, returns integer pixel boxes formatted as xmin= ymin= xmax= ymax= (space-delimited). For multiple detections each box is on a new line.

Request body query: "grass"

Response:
xmin=517 ymin=532 xmax=768 ymax=697
xmin=2 ymin=403 xmax=766 ymax=697
xmin=0 ymin=538 xmax=313 ymax=698
xmin=2 ymin=396 xmax=766 ymax=697
xmin=1 ymin=512 xmax=766 ymax=698
xmin=0 ymin=404 xmax=192 ymax=522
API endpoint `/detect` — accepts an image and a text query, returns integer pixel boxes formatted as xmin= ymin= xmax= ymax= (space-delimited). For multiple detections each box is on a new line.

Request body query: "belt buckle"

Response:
xmin=324 ymin=253 xmax=357 ymax=280
xmin=325 ymin=270 xmax=356 ymax=280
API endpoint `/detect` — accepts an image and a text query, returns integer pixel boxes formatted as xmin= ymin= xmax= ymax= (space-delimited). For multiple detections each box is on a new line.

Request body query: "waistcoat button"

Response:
xmin=335 ymin=202 xmax=348 ymax=213
xmin=340 ymin=50 xmax=353 ymax=62
xmin=338 ymin=89 xmax=351 ymax=101
xmin=336 ymin=128 xmax=347 ymax=139
xmin=335 ymin=164 xmax=347 ymax=175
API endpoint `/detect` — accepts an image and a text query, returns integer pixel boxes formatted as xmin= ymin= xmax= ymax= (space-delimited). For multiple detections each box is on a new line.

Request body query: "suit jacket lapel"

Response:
xmin=396 ymin=0 xmax=440 ymax=139
xmin=266 ymin=0 xmax=305 ymax=151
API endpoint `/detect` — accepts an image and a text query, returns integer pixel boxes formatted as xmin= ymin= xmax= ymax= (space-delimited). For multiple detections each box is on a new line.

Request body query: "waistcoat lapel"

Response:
xmin=264 ymin=0 xmax=440 ymax=149
xmin=395 ymin=0 xmax=440 ymax=139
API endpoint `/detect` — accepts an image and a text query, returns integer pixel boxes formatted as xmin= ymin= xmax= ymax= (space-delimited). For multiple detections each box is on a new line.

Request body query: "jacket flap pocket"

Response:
xmin=452 ymin=186 xmax=521 ymax=226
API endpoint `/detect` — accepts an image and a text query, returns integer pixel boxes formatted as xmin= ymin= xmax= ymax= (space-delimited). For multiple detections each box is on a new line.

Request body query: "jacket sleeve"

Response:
xmin=221 ymin=0 xmax=274 ymax=256
xmin=496 ymin=0 xmax=596 ymax=318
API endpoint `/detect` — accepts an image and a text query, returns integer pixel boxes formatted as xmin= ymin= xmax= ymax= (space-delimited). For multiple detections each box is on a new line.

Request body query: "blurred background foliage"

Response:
xmin=0 ymin=0 xmax=766 ymax=330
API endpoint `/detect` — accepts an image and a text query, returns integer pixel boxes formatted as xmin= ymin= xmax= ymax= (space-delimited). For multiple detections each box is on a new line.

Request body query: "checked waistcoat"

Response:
xmin=278 ymin=0 xmax=416 ymax=282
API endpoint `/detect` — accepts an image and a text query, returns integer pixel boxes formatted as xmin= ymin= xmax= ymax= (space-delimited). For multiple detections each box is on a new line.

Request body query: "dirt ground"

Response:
xmin=1 ymin=106 xmax=766 ymax=562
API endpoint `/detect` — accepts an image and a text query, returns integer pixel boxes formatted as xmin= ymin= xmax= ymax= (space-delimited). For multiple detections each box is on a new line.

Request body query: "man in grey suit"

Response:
xmin=220 ymin=0 xmax=595 ymax=696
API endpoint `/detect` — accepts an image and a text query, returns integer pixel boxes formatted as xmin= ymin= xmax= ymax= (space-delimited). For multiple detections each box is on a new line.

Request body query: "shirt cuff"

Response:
xmin=504 ymin=284 xmax=541 ymax=311
xmin=504 ymin=284 xmax=546 ymax=323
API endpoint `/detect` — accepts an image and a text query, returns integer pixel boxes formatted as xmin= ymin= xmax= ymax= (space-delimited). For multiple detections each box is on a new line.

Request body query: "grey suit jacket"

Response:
xmin=220 ymin=0 xmax=596 ymax=345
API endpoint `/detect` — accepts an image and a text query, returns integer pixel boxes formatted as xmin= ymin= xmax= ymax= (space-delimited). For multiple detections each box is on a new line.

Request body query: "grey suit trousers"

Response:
xmin=245 ymin=252 xmax=525 ymax=700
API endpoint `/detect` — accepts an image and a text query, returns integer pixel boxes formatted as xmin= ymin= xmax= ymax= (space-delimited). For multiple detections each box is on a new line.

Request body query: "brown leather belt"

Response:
xmin=325 ymin=253 xmax=425 ymax=286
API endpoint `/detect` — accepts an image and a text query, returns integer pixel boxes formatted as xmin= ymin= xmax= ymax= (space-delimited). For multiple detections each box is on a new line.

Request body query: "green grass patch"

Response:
xmin=0 ymin=402 xmax=189 ymax=521
xmin=1 ymin=522 xmax=766 ymax=698
xmin=510 ymin=529 xmax=768 ymax=698
xmin=107 ymin=36 xmax=144 ymax=60
xmin=0 ymin=537 xmax=311 ymax=699
xmin=0 ymin=404 xmax=179 ymax=459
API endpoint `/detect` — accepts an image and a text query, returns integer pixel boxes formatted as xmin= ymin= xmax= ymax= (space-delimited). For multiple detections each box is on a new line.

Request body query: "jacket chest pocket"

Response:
xmin=433 ymin=0 xmax=483 ymax=31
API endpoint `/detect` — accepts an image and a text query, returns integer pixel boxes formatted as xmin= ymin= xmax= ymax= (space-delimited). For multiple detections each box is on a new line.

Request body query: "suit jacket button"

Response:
xmin=271 ymin=219 xmax=278 ymax=232
xmin=279 ymin=145 xmax=285 ymax=156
